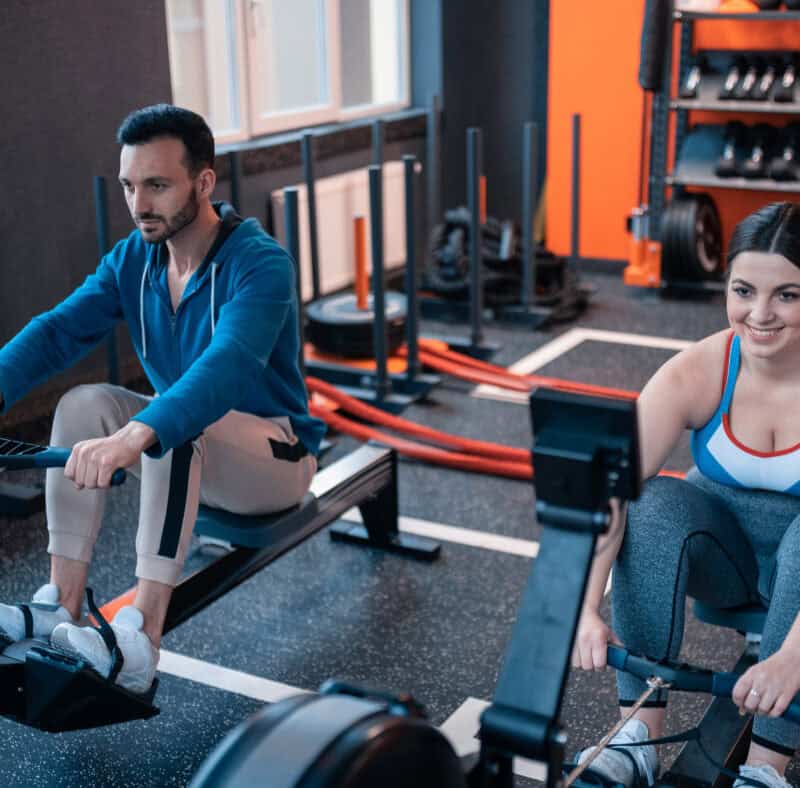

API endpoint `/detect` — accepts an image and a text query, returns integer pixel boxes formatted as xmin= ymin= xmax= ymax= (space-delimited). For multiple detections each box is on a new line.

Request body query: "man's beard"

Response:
xmin=137 ymin=189 xmax=199 ymax=244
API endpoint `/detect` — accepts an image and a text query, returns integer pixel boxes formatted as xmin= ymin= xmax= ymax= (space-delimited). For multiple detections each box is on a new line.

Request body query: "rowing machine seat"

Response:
xmin=693 ymin=600 xmax=767 ymax=636
xmin=194 ymin=493 xmax=318 ymax=548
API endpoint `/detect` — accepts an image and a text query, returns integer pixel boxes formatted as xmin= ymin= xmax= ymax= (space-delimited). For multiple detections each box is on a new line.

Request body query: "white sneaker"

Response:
xmin=734 ymin=764 xmax=792 ymax=788
xmin=576 ymin=718 xmax=659 ymax=787
xmin=50 ymin=605 xmax=159 ymax=694
xmin=0 ymin=584 xmax=76 ymax=643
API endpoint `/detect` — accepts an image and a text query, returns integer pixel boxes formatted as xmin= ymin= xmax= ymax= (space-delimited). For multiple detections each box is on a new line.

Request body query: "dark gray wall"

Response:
xmin=0 ymin=1 xmax=172 ymax=409
xmin=440 ymin=0 xmax=548 ymax=224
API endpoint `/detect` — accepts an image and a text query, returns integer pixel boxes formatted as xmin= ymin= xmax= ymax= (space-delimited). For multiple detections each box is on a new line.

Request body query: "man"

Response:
xmin=0 ymin=104 xmax=324 ymax=693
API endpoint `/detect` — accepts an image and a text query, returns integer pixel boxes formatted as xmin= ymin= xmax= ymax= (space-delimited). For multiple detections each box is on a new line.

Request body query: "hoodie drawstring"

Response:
xmin=139 ymin=257 xmax=151 ymax=359
xmin=210 ymin=262 xmax=218 ymax=338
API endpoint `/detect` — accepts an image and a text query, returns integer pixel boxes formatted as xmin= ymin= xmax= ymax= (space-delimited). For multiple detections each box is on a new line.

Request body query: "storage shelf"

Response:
xmin=668 ymin=172 xmax=800 ymax=192
xmin=672 ymin=98 xmax=800 ymax=114
xmin=675 ymin=10 xmax=800 ymax=21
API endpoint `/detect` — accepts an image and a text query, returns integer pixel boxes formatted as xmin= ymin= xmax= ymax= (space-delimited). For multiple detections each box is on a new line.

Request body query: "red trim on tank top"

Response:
xmin=720 ymin=332 xmax=734 ymax=398
xmin=722 ymin=413 xmax=800 ymax=458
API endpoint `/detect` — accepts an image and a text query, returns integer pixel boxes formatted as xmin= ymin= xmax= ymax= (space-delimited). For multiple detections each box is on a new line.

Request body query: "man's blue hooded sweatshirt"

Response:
xmin=0 ymin=203 xmax=326 ymax=457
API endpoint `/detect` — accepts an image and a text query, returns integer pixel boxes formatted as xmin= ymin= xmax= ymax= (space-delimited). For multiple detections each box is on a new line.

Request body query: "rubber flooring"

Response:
xmin=0 ymin=270 xmax=797 ymax=786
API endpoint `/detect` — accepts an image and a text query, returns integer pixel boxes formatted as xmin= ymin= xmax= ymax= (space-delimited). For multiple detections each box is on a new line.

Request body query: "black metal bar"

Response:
xmin=165 ymin=446 xmax=401 ymax=634
xmin=521 ymin=122 xmax=538 ymax=308
xmin=228 ymin=151 xmax=241 ymax=213
xmin=301 ymin=132 xmax=322 ymax=302
xmin=402 ymin=155 xmax=420 ymax=382
xmin=283 ymin=187 xmax=305 ymax=378
xmin=368 ymin=165 xmax=391 ymax=402
xmin=93 ymin=176 xmax=118 ymax=385
xmin=467 ymin=127 xmax=484 ymax=349
xmin=372 ymin=118 xmax=384 ymax=167
xmin=427 ymin=95 xmax=442 ymax=240
xmin=570 ymin=114 xmax=581 ymax=268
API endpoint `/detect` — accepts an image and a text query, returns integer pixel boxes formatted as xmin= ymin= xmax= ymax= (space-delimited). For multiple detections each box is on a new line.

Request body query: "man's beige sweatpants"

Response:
xmin=46 ymin=384 xmax=317 ymax=586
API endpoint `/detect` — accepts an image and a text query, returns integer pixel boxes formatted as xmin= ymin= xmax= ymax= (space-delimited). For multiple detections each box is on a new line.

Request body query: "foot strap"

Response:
xmin=85 ymin=588 xmax=124 ymax=684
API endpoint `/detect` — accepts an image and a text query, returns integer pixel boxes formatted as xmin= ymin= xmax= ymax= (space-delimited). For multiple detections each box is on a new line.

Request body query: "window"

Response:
xmin=165 ymin=0 xmax=409 ymax=143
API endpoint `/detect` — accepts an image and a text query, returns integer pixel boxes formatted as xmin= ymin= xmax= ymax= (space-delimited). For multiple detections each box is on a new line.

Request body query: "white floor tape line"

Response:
xmin=473 ymin=327 xmax=693 ymax=405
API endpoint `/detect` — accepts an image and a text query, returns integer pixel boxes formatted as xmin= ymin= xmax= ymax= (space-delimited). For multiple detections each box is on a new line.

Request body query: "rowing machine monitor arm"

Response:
xmin=476 ymin=389 xmax=641 ymax=788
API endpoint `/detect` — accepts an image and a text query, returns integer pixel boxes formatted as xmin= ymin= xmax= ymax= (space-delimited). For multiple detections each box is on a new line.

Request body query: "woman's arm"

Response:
xmin=572 ymin=332 xmax=727 ymax=670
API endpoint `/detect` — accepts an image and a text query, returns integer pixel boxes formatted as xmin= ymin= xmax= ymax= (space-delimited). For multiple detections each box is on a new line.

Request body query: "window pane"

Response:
xmin=165 ymin=0 xmax=240 ymax=134
xmin=341 ymin=0 xmax=406 ymax=108
xmin=257 ymin=0 xmax=328 ymax=114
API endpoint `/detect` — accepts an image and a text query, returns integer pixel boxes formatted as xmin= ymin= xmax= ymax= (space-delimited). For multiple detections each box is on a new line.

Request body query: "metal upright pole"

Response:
xmin=368 ymin=165 xmax=391 ymax=402
xmin=426 ymin=95 xmax=442 ymax=238
xmin=521 ymin=122 xmax=539 ymax=308
xmin=93 ymin=176 xmax=118 ymax=385
xmin=402 ymin=155 xmax=420 ymax=382
xmin=372 ymin=118 xmax=384 ymax=167
xmin=228 ymin=151 xmax=241 ymax=213
xmin=571 ymin=114 xmax=581 ymax=268
xmin=284 ymin=188 xmax=305 ymax=378
xmin=467 ymin=128 xmax=484 ymax=349
xmin=301 ymin=132 xmax=322 ymax=302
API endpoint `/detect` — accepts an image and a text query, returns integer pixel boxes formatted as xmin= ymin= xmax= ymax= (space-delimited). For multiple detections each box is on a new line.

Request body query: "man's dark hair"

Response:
xmin=727 ymin=202 xmax=800 ymax=271
xmin=116 ymin=104 xmax=215 ymax=175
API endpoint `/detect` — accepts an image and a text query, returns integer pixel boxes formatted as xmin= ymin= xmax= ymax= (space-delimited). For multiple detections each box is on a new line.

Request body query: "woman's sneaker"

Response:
xmin=50 ymin=605 xmax=159 ymax=694
xmin=576 ymin=718 xmax=659 ymax=787
xmin=0 ymin=583 xmax=76 ymax=644
xmin=734 ymin=764 xmax=792 ymax=788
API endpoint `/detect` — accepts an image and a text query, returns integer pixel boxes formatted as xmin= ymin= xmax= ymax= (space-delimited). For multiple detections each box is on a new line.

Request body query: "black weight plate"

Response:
xmin=307 ymin=292 xmax=407 ymax=359
xmin=660 ymin=198 xmax=686 ymax=281
xmin=692 ymin=195 xmax=722 ymax=277
xmin=679 ymin=197 xmax=697 ymax=279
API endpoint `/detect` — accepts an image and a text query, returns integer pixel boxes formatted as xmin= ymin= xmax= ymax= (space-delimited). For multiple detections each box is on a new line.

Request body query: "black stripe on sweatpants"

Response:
xmin=157 ymin=442 xmax=194 ymax=559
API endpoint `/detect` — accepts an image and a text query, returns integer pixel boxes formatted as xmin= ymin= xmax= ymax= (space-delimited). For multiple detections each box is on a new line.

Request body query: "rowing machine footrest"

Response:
xmin=0 ymin=640 xmax=158 ymax=731
xmin=693 ymin=601 xmax=767 ymax=635
xmin=194 ymin=493 xmax=318 ymax=549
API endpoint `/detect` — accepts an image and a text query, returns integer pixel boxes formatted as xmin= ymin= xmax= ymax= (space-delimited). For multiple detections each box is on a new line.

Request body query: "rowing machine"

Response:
xmin=0 ymin=444 xmax=440 ymax=732
xmin=188 ymin=389 xmax=642 ymax=787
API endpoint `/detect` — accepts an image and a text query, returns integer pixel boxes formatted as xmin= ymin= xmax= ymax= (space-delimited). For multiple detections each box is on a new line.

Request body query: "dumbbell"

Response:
xmin=742 ymin=124 xmax=777 ymax=179
xmin=752 ymin=59 xmax=779 ymax=101
xmin=734 ymin=57 xmax=763 ymax=101
xmin=719 ymin=57 xmax=746 ymax=100
xmin=680 ymin=56 xmax=707 ymax=100
xmin=774 ymin=58 xmax=797 ymax=103
xmin=715 ymin=121 xmax=746 ymax=178
xmin=768 ymin=124 xmax=800 ymax=181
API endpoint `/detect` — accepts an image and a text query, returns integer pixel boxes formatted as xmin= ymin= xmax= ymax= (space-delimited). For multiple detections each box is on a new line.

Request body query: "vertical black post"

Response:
xmin=284 ymin=188 xmax=305 ymax=378
xmin=228 ymin=151 xmax=241 ymax=213
xmin=93 ymin=176 xmax=118 ymax=385
xmin=402 ymin=155 xmax=419 ymax=382
xmin=301 ymin=132 xmax=322 ymax=302
xmin=521 ymin=122 xmax=539 ymax=308
xmin=571 ymin=114 xmax=581 ymax=268
xmin=467 ymin=127 xmax=484 ymax=349
xmin=372 ymin=119 xmax=384 ymax=167
xmin=368 ymin=165 xmax=391 ymax=402
xmin=426 ymin=95 xmax=442 ymax=240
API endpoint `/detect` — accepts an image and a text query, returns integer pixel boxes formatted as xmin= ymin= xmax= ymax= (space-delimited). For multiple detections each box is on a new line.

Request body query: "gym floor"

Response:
xmin=2 ymin=269 xmax=797 ymax=788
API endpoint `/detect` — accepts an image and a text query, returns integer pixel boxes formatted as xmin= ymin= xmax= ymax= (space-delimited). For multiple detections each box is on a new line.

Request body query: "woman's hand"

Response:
xmin=732 ymin=646 xmax=800 ymax=719
xmin=572 ymin=607 xmax=621 ymax=671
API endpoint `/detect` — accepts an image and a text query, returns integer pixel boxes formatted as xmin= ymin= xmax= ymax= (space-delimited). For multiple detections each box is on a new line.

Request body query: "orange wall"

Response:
xmin=546 ymin=4 xmax=800 ymax=263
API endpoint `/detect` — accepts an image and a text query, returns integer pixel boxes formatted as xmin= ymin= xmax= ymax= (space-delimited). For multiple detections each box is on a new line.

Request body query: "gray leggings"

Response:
xmin=613 ymin=469 xmax=800 ymax=753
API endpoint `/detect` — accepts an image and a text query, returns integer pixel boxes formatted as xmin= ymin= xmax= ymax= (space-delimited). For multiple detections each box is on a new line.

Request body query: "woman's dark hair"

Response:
xmin=726 ymin=201 xmax=800 ymax=271
xmin=116 ymin=104 xmax=214 ymax=175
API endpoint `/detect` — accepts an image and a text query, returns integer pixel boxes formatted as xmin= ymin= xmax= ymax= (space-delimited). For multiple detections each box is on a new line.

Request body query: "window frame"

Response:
xmin=166 ymin=0 xmax=411 ymax=142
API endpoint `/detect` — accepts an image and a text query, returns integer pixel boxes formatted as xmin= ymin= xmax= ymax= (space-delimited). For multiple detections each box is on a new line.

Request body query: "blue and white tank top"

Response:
xmin=691 ymin=333 xmax=800 ymax=495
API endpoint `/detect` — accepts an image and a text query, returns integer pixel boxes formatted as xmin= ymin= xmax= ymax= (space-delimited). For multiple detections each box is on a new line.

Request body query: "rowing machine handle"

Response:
xmin=606 ymin=645 xmax=714 ymax=692
xmin=47 ymin=448 xmax=127 ymax=486
xmin=712 ymin=673 xmax=800 ymax=725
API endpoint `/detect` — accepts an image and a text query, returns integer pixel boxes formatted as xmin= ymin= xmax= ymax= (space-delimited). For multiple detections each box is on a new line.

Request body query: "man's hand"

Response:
xmin=65 ymin=422 xmax=157 ymax=489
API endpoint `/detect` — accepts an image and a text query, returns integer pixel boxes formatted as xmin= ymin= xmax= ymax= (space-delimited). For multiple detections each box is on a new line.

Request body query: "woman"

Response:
xmin=574 ymin=202 xmax=800 ymax=788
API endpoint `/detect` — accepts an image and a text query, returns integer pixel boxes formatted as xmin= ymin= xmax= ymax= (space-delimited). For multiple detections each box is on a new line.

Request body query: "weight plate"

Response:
xmin=306 ymin=291 xmax=407 ymax=359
